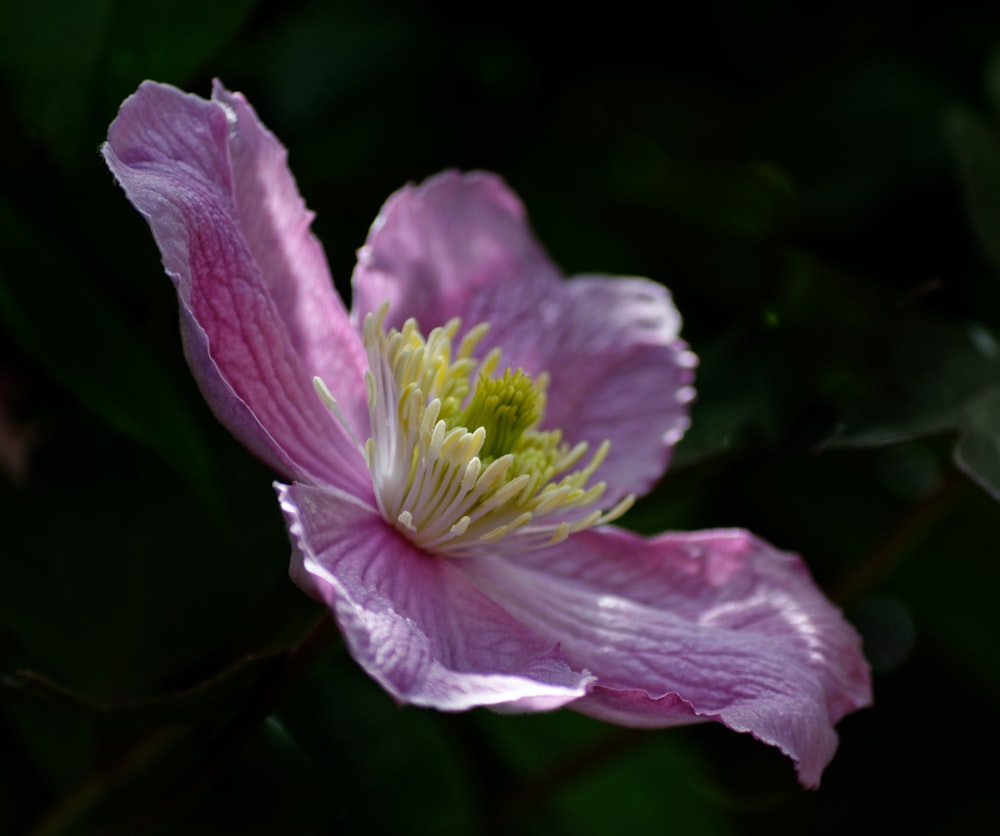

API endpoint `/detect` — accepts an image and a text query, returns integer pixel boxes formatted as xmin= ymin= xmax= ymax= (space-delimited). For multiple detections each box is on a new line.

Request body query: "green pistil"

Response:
xmin=453 ymin=369 xmax=544 ymax=463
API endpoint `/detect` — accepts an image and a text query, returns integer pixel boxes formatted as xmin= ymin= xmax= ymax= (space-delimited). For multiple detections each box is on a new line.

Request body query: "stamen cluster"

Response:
xmin=322 ymin=303 xmax=630 ymax=558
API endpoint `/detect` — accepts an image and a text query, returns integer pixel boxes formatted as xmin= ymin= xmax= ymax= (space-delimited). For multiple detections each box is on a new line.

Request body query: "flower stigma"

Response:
xmin=317 ymin=302 xmax=634 ymax=558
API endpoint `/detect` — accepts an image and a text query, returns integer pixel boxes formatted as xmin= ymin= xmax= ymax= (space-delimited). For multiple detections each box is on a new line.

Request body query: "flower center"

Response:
xmin=318 ymin=302 xmax=633 ymax=558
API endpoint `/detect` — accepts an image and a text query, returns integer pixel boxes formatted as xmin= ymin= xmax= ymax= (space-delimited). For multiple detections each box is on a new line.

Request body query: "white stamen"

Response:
xmin=313 ymin=376 xmax=366 ymax=455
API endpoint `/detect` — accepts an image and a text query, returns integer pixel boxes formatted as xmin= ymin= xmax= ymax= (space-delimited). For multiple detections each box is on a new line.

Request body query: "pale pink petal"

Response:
xmin=209 ymin=82 xmax=370 ymax=436
xmin=458 ymin=528 xmax=872 ymax=787
xmin=103 ymin=81 xmax=370 ymax=495
xmin=278 ymin=481 xmax=594 ymax=711
xmin=527 ymin=276 xmax=695 ymax=503
xmin=351 ymin=171 xmax=693 ymax=501
xmin=351 ymin=170 xmax=561 ymax=335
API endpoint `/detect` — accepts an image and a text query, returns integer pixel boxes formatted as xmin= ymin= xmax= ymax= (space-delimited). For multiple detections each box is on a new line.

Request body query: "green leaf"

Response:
xmin=830 ymin=316 xmax=1000 ymax=499
xmin=955 ymin=383 xmax=1000 ymax=496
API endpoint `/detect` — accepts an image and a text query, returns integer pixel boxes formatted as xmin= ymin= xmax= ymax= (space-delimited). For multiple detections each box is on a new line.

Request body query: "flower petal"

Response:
xmin=527 ymin=276 xmax=696 ymax=502
xmin=278 ymin=481 xmax=594 ymax=711
xmin=459 ymin=528 xmax=872 ymax=787
xmin=208 ymin=82 xmax=370 ymax=434
xmin=103 ymin=81 xmax=370 ymax=494
xmin=351 ymin=171 xmax=693 ymax=501
xmin=351 ymin=170 xmax=562 ymax=335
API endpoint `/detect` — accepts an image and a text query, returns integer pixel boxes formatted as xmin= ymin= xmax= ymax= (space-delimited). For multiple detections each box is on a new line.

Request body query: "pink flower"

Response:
xmin=103 ymin=81 xmax=870 ymax=787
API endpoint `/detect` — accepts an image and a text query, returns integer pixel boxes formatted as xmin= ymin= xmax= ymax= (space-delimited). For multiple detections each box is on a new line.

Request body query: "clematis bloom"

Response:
xmin=103 ymin=81 xmax=870 ymax=787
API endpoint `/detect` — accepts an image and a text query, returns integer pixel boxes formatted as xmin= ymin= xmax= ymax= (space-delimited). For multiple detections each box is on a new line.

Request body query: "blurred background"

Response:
xmin=2 ymin=0 xmax=1000 ymax=833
